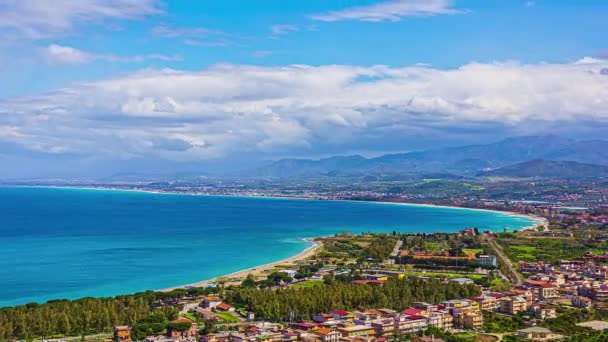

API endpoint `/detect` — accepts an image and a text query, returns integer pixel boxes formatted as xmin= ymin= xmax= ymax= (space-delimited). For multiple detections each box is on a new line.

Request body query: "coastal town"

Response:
xmin=3 ymin=205 xmax=608 ymax=342
xmin=3 ymin=0 xmax=608 ymax=341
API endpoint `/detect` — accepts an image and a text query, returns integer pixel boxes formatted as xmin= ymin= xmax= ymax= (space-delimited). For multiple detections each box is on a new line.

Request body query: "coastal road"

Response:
xmin=486 ymin=237 xmax=523 ymax=286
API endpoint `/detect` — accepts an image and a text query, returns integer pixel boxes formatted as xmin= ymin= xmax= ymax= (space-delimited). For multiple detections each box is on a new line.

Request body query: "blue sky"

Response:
xmin=0 ymin=0 xmax=608 ymax=177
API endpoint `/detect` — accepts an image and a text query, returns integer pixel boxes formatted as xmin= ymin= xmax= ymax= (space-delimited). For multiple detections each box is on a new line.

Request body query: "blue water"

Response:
xmin=0 ymin=186 xmax=534 ymax=307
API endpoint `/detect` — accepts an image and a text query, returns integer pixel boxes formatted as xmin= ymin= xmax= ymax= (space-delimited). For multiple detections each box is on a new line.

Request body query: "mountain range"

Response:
xmin=247 ymin=136 xmax=608 ymax=179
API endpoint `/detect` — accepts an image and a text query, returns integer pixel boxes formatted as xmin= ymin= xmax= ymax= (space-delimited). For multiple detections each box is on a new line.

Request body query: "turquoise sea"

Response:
xmin=0 ymin=186 xmax=535 ymax=307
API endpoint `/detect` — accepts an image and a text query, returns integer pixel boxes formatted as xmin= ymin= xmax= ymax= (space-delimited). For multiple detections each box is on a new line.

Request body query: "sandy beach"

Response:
xmin=162 ymin=238 xmax=323 ymax=290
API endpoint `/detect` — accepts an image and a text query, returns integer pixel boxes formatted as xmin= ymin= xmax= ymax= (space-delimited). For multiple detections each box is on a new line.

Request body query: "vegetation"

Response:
xmin=497 ymin=232 xmax=608 ymax=264
xmin=482 ymin=312 xmax=524 ymax=333
xmin=215 ymin=311 xmax=240 ymax=323
xmin=540 ymin=307 xmax=608 ymax=335
xmin=291 ymin=280 xmax=323 ymax=289
xmin=318 ymin=234 xmax=398 ymax=262
xmin=0 ymin=288 xmax=216 ymax=340
xmin=224 ymin=277 xmax=480 ymax=321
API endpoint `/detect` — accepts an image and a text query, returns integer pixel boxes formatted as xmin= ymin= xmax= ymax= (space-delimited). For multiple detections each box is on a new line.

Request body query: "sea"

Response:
xmin=0 ymin=186 xmax=535 ymax=307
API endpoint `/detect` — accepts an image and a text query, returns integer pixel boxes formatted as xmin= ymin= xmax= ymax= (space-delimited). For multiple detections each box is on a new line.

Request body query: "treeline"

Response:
xmin=0 ymin=287 xmax=214 ymax=341
xmin=225 ymin=277 xmax=480 ymax=321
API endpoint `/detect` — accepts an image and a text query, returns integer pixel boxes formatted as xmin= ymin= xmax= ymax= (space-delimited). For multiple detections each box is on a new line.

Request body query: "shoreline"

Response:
xmin=161 ymin=237 xmax=323 ymax=291
xmin=2 ymin=185 xmax=546 ymax=294
xmin=6 ymin=184 xmax=545 ymax=230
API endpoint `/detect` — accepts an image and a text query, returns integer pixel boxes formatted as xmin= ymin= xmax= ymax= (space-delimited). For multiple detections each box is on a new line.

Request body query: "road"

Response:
xmin=486 ymin=237 xmax=523 ymax=286
xmin=389 ymin=240 xmax=403 ymax=257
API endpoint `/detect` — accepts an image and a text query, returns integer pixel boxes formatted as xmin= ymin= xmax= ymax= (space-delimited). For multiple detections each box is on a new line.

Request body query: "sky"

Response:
xmin=1 ymin=0 xmax=608 ymax=178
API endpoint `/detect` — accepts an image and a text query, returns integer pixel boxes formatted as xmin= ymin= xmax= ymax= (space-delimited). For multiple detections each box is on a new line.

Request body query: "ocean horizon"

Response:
xmin=0 ymin=186 xmax=535 ymax=307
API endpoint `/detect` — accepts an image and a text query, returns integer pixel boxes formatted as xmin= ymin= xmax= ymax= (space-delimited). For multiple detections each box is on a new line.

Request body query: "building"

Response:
xmin=524 ymin=280 xmax=560 ymax=301
xmin=313 ymin=314 xmax=335 ymax=323
xmin=461 ymin=311 xmax=483 ymax=330
xmin=331 ymin=310 xmax=354 ymax=321
xmin=516 ymin=327 xmax=562 ymax=341
xmin=478 ymin=255 xmax=497 ymax=267
xmin=472 ymin=295 xmax=499 ymax=311
xmin=527 ymin=304 xmax=556 ymax=320
xmin=336 ymin=325 xmax=375 ymax=338
xmin=311 ymin=328 xmax=341 ymax=342
xmin=371 ymin=318 xmax=394 ymax=337
xmin=217 ymin=303 xmax=235 ymax=312
xmin=202 ymin=296 xmax=224 ymax=309
xmin=114 ymin=326 xmax=132 ymax=342
xmin=167 ymin=318 xmax=198 ymax=340
xmin=499 ymin=296 xmax=527 ymax=315
xmin=572 ymin=296 xmax=592 ymax=308
xmin=280 ymin=270 xmax=298 ymax=278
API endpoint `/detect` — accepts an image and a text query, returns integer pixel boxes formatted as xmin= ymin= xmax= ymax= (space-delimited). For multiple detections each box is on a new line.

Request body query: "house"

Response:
xmin=371 ymin=318 xmax=395 ymax=337
xmin=516 ymin=327 xmax=562 ymax=341
xmin=499 ymin=296 xmax=527 ymax=315
xmin=114 ymin=326 xmax=132 ymax=342
xmin=457 ymin=311 xmax=483 ymax=330
xmin=311 ymin=328 xmax=341 ymax=342
xmin=336 ymin=325 xmax=375 ymax=338
xmin=572 ymin=296 xmax=592 ymax=308
xmin=167 ymin=318 xmax=198 ymax=340
xmin=401 ymin=308 xmax=424 ymax=316
xmin=202 ymin=296 xmax=223 ymax=309
xmin=280 ymin=270 xmax=298 ymax=278
xmin=216 ymin=303 xmax=235 ymax=312
xmin=472 ymin=295 xmax=499 ymax=311
xmin=478 ymin=255 xmax=497 ymax=267
xmin=527 ymin=304 xmax=556 ymax=320
xmin=331 ymin=309 xmax=354 ymax=321
xmin=313 ymin=313 xmax=335 ymax=323
xmin=364 ymin=274 xmax=389 ymax=281
xmin=524 ymin=280 xmax=560 ymax=300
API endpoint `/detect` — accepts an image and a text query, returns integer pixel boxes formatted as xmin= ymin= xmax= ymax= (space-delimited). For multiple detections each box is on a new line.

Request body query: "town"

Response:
xmin=4 ymin=204 xmax=608 ymax=342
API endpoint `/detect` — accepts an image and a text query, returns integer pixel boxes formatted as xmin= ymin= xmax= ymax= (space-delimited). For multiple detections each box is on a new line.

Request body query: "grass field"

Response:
xmin=463 ymin=248 xmax=483 ymax=255
xmin=291 ymin=280 xmax=323 ymax=289
xmin=216 ymin=311 xmax=241 ymax=323
xmin=403 ymin=271 xmax=486 ymax=281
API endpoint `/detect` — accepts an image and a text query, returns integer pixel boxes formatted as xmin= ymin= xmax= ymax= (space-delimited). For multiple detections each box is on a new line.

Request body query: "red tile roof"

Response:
xmin=331 ymin=309 xmax=350 ymax=316
xmin=217 ymin=303 xmax=233 ymax=311
xmin=401 ymin=308 xmax=423 ymax=315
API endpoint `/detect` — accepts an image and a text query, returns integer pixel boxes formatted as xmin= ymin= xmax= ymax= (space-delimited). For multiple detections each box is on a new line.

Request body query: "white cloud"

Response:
xmin=152 ymin=25 xmax=231 ymax=46
xmin=44 ymin=44 xmax=92 ymax=64
xmin=270 ymin=24 xmax=298 ymax=38
xmin=1 ymin=58 xmax=608 ymax=160
xmin=311 ymin=0 xmax=464 ymax=22
xmin=0 ymin=0 xmax=162 ymax=39
xmin=42 ymin=44 xmax=182 ymax=65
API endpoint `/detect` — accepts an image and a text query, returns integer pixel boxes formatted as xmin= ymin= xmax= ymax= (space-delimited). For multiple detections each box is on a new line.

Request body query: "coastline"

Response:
xmin=161 ymin=238 xmax=323 ymax=290
xmin=8 ymin=184 xmax=544 ymax=229
xmin=2 ymin=185 xmax=545 ymax=295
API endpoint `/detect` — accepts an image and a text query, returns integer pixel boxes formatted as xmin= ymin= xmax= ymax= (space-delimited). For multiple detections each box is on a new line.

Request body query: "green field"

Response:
xmin=404 ymin=271 xmax=486 ymax=281
xmin=291 ymin=280 xmax=323 ymax=289
xmin=463 ymin=248 xmax=483 ymax=255
xmin=216 ymin=311 xmax=240 ymax=323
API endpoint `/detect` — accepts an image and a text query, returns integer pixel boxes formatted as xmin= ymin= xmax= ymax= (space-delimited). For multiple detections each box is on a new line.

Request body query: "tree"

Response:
xmin=241 ymin=274 xmax=257 ymax=288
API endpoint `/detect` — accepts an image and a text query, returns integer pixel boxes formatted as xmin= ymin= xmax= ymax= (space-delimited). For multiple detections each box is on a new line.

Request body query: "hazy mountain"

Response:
xmin=248 ymin=136 xmax=608 ymax=178
xmin=480 ymin=159 xmax=608 ymax=179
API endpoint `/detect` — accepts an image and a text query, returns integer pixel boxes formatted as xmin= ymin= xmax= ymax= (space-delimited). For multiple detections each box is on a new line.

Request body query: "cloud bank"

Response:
xmin=43 ymin=44 xmax=182 ymax=65
xmin=311 ymin=0 xmax=463 ymax=22
xmin=1 ymin=58 xmax=607 ymax=161
xmin=0 ymin=0 xmax=162 ymax=39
